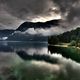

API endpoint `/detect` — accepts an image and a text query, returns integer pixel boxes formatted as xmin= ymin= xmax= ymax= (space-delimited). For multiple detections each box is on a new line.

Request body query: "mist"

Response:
xmin=0 ymin=0 xmax=80 ymax=34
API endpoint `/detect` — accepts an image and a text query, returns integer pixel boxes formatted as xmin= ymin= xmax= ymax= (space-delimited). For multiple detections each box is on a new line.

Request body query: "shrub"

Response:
xmin=69 ymin=40 xmax=76 ymax=46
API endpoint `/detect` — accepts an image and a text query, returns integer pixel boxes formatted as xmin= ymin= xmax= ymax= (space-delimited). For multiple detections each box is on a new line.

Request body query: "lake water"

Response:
xmin=0 ymin=41 xmax=80 ymax=80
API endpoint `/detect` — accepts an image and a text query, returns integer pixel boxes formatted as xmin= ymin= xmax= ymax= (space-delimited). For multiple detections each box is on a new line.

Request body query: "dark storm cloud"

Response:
xmin=1 ymin=0 xmax=55 ymax=19
xmin=0 ymin=0 xmax=61 ymax=29
xmin=2 ymin=0 xmax=80 ymax=24
xmin=0 ymin=0 xmax=80 ymax=33
xmin=0 ymin=3 xmax=23 ymax=29
xmin=52 ymin=0 xmax=80 ymax=26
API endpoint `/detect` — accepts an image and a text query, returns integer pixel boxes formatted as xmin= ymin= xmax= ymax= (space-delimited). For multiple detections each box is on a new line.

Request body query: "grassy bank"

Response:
xmin=49 ymin=44 xmax=80 ymax=62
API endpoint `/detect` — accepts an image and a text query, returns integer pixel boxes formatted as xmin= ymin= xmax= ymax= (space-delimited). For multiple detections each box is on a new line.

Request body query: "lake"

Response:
xmin=0 ymin=41 xmax=80 ymax=80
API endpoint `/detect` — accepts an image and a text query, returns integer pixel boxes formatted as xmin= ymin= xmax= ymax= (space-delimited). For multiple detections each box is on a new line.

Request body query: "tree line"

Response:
xmin=48 ymin=27 xmax=80 ymax=47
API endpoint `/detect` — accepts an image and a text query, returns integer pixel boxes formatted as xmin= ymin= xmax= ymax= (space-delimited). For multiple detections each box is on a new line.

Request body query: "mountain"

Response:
xmin=0 ymin=19 xmax=61 ymax=37
xmin=0 ymin=29 xmax=48 ymax=41
xmin=0 ymin=29 xmax=14 ymax=37
xmin=16 ymin=19 xmax=61 ymax=32
xmin=0 ymin=19 xmax=60 ymax=41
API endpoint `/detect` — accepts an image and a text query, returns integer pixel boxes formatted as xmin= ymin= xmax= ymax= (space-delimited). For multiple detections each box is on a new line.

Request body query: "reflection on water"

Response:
xmin=0 ymin=41 xmax=48 ymax=68
xmin=0 ymin=41 xmax=48 ymax=61
xmin=0 ymin=41 xmax=48 ymax=53
xmin=0 ymin=41 xmax=80 ymax=80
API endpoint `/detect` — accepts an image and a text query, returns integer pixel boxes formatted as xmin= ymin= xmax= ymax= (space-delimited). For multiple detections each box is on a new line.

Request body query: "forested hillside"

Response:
xmin=48 ymin=28 xmax=80 ymax=47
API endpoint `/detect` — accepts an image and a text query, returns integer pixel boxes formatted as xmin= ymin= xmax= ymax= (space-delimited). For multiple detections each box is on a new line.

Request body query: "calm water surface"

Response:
xmin=0 ymin=41 xmax=80 ymax=80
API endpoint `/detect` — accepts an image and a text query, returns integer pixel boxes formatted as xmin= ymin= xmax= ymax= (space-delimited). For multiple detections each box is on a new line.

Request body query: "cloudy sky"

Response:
xmin=0 ymin=0 xmax=80 ymax=35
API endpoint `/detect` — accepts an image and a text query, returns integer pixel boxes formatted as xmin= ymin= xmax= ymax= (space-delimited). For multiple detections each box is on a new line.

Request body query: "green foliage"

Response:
xmin=77 ymin=43 xmax=80 ymax=47
xmin=48 ymin=36 xmax=59 ymax=45
xmin=49 ymin=45 xmax=80 ymax=62
xmin=0 ymin=76 xmax=5 ymax=80
xmin=69 ymin=40 xmax=76 ymax=46
xmin=48 ymin=27 xmax=80 ymax=45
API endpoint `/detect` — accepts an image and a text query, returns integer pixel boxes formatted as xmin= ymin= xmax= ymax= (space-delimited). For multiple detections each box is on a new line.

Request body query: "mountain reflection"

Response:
xmin=0 ymin=41 xmax=80 ymax=80
xmin=0 ymin=41 xmax=48 ymax=56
